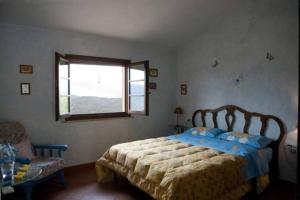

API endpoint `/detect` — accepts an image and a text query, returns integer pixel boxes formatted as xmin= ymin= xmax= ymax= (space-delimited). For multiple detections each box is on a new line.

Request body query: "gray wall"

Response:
xmin=175 ymin=0 xmax=298 ymax=182
xmin=0 ymin=23 xmax=177 ymax=166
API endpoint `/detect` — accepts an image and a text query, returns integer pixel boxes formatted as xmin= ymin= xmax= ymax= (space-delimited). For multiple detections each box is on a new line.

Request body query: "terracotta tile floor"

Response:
xmin=4 ymin=166 xmax=297 ymax=200
xmin=34 ymin=168 xmax=153 ymax=200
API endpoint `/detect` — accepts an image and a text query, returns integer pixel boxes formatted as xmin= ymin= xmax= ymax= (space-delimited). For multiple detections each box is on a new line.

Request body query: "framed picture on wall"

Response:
xmin=20 ymin=83 xmax=31 ymax=95
xmin=20 ymin=65 xmax=33 ymax=74
xmin=149 ymin=68 xmax=158 ymax=77
xmin=149 ymin=82 xmax=157 ymax=89
xmin=180 ymin=84 xmax=187 ymax=95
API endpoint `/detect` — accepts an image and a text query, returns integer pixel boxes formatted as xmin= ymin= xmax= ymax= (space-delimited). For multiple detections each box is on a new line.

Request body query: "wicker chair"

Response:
xmin=0 ymin=122 xmax=68 ymax=200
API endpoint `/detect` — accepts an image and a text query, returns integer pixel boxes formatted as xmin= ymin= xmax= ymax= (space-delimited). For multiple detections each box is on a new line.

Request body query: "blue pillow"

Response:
xmin=182 ymin=127 xmax=207 ymax=136
xmin=183 ymin=127 xmax=226 ymax=138
xmin=217 ymin=131 xmax=273 ymax=148
xmin=207 ymin=128 xmax=227 ymax=136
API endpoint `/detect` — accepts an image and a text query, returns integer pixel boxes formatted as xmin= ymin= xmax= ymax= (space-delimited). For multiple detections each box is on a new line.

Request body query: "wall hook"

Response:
xmin=212 ymin=60 xmax=219 ymax=68
xmin=266 ymin=52 xmax=274 ymax=61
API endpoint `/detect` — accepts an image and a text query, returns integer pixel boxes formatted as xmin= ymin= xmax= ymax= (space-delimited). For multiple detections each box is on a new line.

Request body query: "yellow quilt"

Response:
xmin=96 ymin=137 xmax=252 ymax=200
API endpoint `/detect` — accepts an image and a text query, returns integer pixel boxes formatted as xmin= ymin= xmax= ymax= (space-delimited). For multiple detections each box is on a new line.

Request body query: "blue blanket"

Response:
xmin=167 ymin=133 xmax=270 ymax=181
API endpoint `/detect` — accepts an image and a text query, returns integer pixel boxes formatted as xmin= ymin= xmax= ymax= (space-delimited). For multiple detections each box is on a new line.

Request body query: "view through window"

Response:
xmin=67 ymin=64 xmax=124 ymax=114
xmin=129 ymin=67 xmax=146 ymax=112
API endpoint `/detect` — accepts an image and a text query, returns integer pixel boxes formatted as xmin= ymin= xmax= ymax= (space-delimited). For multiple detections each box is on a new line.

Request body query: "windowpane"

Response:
xmin=69 ymin=64 xmax=124 ymax=114
xmin=130 ymin=81 xmax=144 ymax=95
xmin=59 ymin=78 xmax=69 ymax=96
xmin=130 ymin=96 xmax=144 ymax=111
xmin=128 ymin=60 xmax=149 ymax=115
xmin=59 ymin=63 xmax=68 ymax=79
xmin=59 ymin=95 xmax=69 ymax=115
xmin=130 ymin=67 xmax=145 ymax=81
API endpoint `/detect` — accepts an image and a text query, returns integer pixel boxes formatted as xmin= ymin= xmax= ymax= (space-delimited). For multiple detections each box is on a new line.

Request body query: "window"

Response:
xmin=128 ymin=62 xmax=149 ymax=115
xmin=55 ymin=53 xmax=149 ymax=121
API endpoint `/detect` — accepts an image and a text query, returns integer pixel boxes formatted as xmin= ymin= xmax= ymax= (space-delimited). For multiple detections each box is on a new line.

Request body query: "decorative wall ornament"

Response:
xmin=20 ymin=65 xmax=33 ymax=74
xmin=149 ymin=68 xmax=158 ymax=77
xmin=235 ymin=74 xmax=244 ymax=85
xmin=180 ymin=84 xmax=187 ymax=95
xmin=266 ymin=52 xmax=274 ymax=61
xmin=212 ymin=60 xmax=219 ymax=68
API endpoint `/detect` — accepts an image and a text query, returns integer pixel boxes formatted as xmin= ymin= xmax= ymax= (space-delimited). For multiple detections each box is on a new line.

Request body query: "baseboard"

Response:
xmin=64 ymin=162 xmax=95 ymax=175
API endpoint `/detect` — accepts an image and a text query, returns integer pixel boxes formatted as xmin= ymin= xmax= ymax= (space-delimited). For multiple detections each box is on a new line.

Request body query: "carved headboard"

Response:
xmin=192 ymin=104 xmax=286 ymax=181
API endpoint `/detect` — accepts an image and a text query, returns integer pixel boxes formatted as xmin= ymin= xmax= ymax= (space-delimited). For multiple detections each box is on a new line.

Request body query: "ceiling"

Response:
xmin=0 ymin=0 xmax=236 ymax=48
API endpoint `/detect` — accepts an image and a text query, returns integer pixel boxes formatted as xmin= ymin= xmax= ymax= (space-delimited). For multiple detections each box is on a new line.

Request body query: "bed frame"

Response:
xmin=192 ymin=104 xmax=286 ymax=184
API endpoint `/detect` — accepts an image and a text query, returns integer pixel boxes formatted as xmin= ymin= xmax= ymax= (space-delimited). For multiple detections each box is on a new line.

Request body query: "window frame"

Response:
xmin=128 ymin=61 xmax=149 ymax=115
xmin=55 ymin=52 xmax=71 ymax=120
xmin=55 ymin=53 xmax=149 ymax=121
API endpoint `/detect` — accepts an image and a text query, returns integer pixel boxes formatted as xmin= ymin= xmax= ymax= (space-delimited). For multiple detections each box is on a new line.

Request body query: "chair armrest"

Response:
xmin=32 ymin=144 xmax=68 ymax=157
xmin=33 ymin=144 xmax=68 ymax=151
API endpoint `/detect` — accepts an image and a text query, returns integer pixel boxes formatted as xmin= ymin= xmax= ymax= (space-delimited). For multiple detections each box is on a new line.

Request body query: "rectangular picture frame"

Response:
xmin=149 ymin=68 xmax=158 ymax=77
xmin=149 ymin=82 xmax=157 ymax=89
xmin=20 ymin=65 xmax=33 ymax=74
xmin=180 ymin=84 xmax=187 ymax=95
xmin=20 ymin=83 xmax=31 ymax=95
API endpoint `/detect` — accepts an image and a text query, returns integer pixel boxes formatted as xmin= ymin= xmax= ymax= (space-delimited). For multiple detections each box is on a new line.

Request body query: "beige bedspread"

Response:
xmin=96 ymin=137 xmax=252 ymax=200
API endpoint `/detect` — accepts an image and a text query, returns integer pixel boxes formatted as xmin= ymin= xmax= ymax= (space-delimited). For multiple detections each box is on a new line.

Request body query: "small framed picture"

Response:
xmin=180 ymin=84 xmax=187 ymax=95
xmin=20 ymin=65 xmax=33 ymax=74
xmin=20 ymin=83 xmax=31 ymax=95
xmin=149 ymin=68 xmax=158 ymax=77
xmin=149 ymin=82 xmax=157 ymax=89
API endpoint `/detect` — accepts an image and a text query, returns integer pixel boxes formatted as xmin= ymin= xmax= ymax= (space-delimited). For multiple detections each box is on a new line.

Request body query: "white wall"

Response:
xmin=175 ymin=0 xmax=298 ymax=182
xmin=0 ymin=23 xmax=177 ymax=166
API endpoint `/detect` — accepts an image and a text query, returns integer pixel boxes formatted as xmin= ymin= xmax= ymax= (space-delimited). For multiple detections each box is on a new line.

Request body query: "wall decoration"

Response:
xmin=266 ymin=52 xmax=274 ymax=61
xmin=212 ymin=60 xmax=219 ymax=68
xmin=180 ymin=84 xmax=187 ymax=95
xmin=235 ymin=74 xmax=244 ymax=85
xmin=20 ymin=83 xmax=31 ymax=95
xmin=149 ymin=82 xmax=157 ymax=89
xmin=20 ymin=65 xmax=33 ymax=74
xmin=149 ymin=68 xmax=158 ymax=77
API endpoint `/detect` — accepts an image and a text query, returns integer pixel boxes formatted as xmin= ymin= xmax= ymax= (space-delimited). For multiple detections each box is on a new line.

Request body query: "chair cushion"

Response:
xmin=14 ymin=137 xmax=35 ymax=160
xmin=31 ymin=157 xmax=65 ymax=180
xmin=0 ymin=122 xmax=26 ymax=144
xmin=0 ymin=122 xmax=35 ymax=159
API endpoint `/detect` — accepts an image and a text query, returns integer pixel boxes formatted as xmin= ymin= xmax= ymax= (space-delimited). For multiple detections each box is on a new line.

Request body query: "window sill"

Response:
xmin=62 ymin=112 xmax=131 ymax=121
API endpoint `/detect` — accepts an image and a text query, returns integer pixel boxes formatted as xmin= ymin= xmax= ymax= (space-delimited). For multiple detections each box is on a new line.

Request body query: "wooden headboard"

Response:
xmin=192 ymin=105 xmax=286 ymax=181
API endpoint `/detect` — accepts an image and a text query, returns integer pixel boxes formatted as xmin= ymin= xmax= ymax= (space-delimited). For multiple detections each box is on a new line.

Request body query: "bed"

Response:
xmin=95 ymin=105 xmax=286 ymax=200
